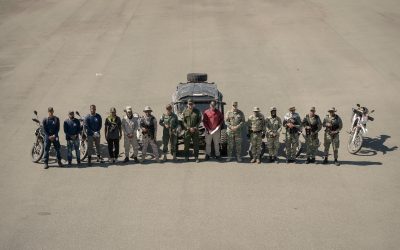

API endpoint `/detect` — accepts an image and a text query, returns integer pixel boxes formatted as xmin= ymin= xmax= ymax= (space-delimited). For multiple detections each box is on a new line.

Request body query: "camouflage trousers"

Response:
xmin=162 ymin=131 xmax=177 ymax=155
xmin=250 ymin=132 xmax=263 ymax=159
xmin=142 ymin=135 xmax=159 ymax=159
xmin=305 ymin=134 xmax=319 ymax=158
xmin=285 ymin=132 xmax=299 ymax=160
xmin=267 ymin=135 xmax=280 ymax=157
xmin=324 ymin=133 xmax=339 ymax=159
xmin=227 ymin=130 xmax=241 ymax=158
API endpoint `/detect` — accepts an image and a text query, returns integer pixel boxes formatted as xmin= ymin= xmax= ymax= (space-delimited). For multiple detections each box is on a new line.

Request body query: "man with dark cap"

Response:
xmin=203 ymin=100 xmax=224 ymax=161
xmin=322 ymin=107 xmax=343 ymax=166
xmin=283 ymin=106 xmax=302 ymax=163
xmin=85 ymin=104 xmax=104 ymax=166
xmin=140 ymin=106 xmax=160 ymax=163
xmin=247 ymin=107 xmax=266 ymax=164
xmin=159 ymin=104 xmax=178 ymax=161
xmin=266 ymin=107 xmax=282 ymax=163
xmin=43 ymin=107 xmax=63 ymax=169
xmin=182 ymin=99 xmax=202 ymax=163
xmin=64 ymin=111 xmax=81 ymax=167
xmin=105 ymin=107 xmax=122 ymax=163
xmin=302 ymin=107 xmax=322 ymax=164
xmin=225 ymin=101 xmax=245 ymax=162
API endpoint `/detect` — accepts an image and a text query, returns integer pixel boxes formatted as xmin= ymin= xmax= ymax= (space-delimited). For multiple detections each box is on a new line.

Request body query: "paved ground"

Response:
xmin=0 ymin=0 xmax=399 ymax=249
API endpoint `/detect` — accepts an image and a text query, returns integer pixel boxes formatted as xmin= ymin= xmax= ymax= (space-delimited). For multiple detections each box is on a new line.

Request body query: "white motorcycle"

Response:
xmin=347 ymin=104 xmax=375 ymax=154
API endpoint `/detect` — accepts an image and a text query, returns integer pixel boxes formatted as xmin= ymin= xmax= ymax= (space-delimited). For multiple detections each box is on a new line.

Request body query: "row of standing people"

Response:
xmin=40 ymin=101 xmax=342 ymax=169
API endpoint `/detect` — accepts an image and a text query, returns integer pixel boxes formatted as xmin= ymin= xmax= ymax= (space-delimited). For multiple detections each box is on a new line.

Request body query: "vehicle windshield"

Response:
xmin=176 ymin=102 xmax=220 ymax=114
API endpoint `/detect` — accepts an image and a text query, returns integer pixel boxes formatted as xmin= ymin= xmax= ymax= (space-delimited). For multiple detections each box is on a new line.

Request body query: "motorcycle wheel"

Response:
xmin=80 ymin=139 xmax=88 ymax=160
xmin=347 ymin=131 xmax=363 ymax=154
xmin=31 ymin=139 xmax=44 ymax=163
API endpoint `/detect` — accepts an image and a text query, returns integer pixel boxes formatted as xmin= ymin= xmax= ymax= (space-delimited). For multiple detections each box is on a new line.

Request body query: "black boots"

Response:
xmin=334 ymin=158 xmax=340 ymax=166
xmin=306 ymin=157 xmax=311 ymax=164
xmin=57 ymin=160 xmax=63 ymax=167
xmin=123 ymin=157 xmax=129 ymax=163
xmin=88 ymin=156 xmax=92 ymax=166
xmin=322 ymin=156 xmax=328 ymax=164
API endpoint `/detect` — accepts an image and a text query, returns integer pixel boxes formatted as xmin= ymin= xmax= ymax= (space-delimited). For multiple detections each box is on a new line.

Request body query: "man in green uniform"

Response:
xmin=182 ymin=99 xmax=202 ymax=163
xmin=302 ymin=107 xmax=322 ymax=164
xmin=225 ymin=101 xmax=245 ymax=162
xmin=322 ymin=107 xmax=343 ymax=166
xmin=159 ymin=104 xmax=178 ymax=161
xmin=266 ymin=107 xmax=282 ymax=163
xmin=247 ymin=107 xmax=266 ymax=164
xmin=283 ymin=106 xmax=302 ymax=163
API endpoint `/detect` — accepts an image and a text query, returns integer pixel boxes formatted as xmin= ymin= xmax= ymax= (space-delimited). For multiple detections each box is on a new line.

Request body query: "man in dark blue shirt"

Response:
xmin=43 ymin=107 xmax=63 ymax=169
xmin=84 ymin=104 xmax=103 ymax=166
xmin=64 ymin=111 xmax=82 ymax=167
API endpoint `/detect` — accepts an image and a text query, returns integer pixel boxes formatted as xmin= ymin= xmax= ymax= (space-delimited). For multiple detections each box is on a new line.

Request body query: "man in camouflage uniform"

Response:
xmin=283 ymin=106 xmax=302 ymax=163
xmin=225 ymin=101 xmax=245 ymax=162
xmin=159 ymin=104 xmax=178 ymax=162
xmin=140 ymin=106 xmax=160 ymax=163
xmin=247 ymin=107 xmax=266 ymax=164
xmin=182 ymin=99 xmax=202 ymax=163
xmin=302 ymin=107 xmax=322 ymax=164
xmin=322 ymin=107 xmax=343 ymax=166
xmin=266 ymin=107 xmax=282 ymax=163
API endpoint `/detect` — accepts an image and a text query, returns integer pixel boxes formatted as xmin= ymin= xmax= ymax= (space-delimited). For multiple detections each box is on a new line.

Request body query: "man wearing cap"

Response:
xmin=85 ymin=104 xmax=104 ymax=166
xmin=122 ymin=106 xmax=139 ymax=163
xmin=322 ymin=107 xmax=343 ymax=166
xmin=203 ymin=100 xmax=224 ymax=161
xmin=105 ymin=107 xmax=122 ymax=163
xmin=159 ymin=104 xmax=178 ymax=161
xmin=302 ymin=107 xmax=322 ymax=164
xmin=247 ymin=107 xmax=266 ymax=164
xmin=225 ymin=101 xmax=245 ymax=162
xmin=43 ymin=107 xmax=63 ymax=169
xmin=266 ymin=107 xmax=282 ymax=163
xmin=182 ymin=99 xmax=202 ymax=163
xmin=64 ymin=111 xmax=81 ymax=167
xmin=283 ymin=106 xmax=302 ymax=163
xmin=140 ymin=106 xmax=160 ymax=163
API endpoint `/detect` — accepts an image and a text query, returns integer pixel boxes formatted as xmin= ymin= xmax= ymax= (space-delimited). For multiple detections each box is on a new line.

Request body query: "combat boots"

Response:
xmin=250 ymin=158 xmax=256 ymax=163
xmin=256 ymin=159 xmax=261 ymax=164
xmin=322 ymin=156 xmax=328 ymax=164
xmin=58 ymin=159 xmax=63 ymax=167
xmin=163 ymin=154 xmax=167 ymax=162
xmin=88 ymin=156 xmax=92 ymax=166
xmin=306 ymin=157 xmax=311 ymax=164
xmin=44 ymin=162 xmax=49 ymax=169
xmin=334 ymin=158 xmax=340 ymax=166
xmin=237 ymin=156 xmax=242 ymax=162
xmin=172 ymin=153 xmax=177 ymax=161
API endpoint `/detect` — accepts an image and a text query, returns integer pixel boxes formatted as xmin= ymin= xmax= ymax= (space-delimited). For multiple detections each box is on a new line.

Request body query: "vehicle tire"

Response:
xmin=187 ymin=73 xmax=207 ymax=82
xmin=31 ymin=139 xmax=44 ymax=163
xmin=80 ymin=139 xmax=88 ymax=160
xmin=347 ymin=130 xmax=363 ymax=154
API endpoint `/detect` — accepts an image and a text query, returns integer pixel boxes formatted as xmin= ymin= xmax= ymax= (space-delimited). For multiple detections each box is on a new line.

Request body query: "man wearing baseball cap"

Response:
xmin=182 ymin=99 xmax=202 ymax=163
xmin=247 ymin=107 xmax=266 ymax=164
xmin=302 ymin=107 xmax=322 ymax=164
xmin=159 ymin=104 xmax=179 ymax=161
xmin=322 ymin=107 xmax=343 ymax=166
xmin=282 ymin=106 xmax=302 ymax=163
xmin=266 ymin=107 xmax=282 ymax=163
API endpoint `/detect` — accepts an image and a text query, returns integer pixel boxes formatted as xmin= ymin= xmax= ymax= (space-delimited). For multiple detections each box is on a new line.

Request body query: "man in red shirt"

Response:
xmin=203 ymin=101 xmax=224 ymax=160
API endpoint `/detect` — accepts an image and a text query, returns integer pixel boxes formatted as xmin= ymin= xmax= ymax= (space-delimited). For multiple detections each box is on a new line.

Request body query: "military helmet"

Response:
xmin=143 ymin=106 xmax=152 ymax=112
xmin=253 ymin=107 xmax=260 ymax=112
xmin=110 ymin=107 xmax=116 ymax=113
